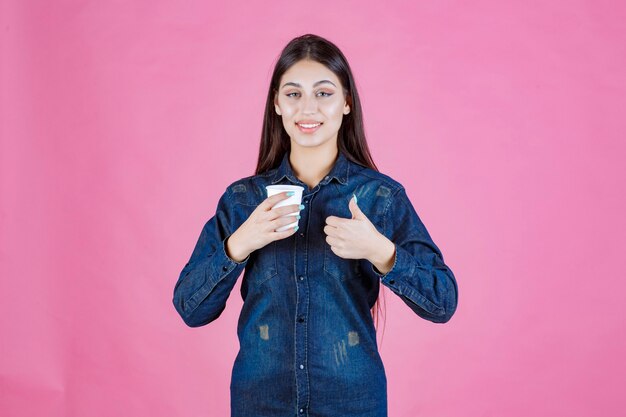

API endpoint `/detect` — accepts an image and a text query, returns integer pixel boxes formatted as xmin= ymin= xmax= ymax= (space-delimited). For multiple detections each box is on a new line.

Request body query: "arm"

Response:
xmin=369 ymin=187 xmax=459 ymax=323
xmin=172 ymin=186 xmax=249 ymax=327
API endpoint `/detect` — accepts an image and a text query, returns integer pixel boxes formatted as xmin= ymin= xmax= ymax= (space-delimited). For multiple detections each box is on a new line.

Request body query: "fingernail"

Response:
xmin=353 ymin=194 xmax=358 ymax=204
xmin=287 ymin=191 xmax=295 ymax=196
xmin=294 ymin=225 xmax=299 ymax=231
xmin=299 ymin=204 xmax=305 ymax=210
xmin=296 ymin=215 xmax=301 ymax=219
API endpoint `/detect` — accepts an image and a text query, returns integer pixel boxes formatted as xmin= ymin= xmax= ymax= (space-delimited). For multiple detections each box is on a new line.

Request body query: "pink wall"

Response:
xmin=1 ymin=1 xmax=624 ymax=416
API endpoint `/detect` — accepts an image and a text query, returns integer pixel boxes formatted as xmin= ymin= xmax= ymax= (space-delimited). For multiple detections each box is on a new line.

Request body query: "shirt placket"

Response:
xmin=294 ymin=189 xmax=317 ymax=416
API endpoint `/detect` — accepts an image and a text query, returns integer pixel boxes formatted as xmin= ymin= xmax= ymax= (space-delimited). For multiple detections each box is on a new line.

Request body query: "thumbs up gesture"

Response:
xmin=324 ymin=194 xmax=390 ymax=263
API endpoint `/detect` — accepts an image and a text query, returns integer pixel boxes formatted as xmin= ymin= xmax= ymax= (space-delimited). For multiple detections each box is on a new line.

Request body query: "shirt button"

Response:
xmin=389 ymin=279 xmax=395 ymax=284
xmin=299 ymin=409 xmax=304 ymax=413
xmin=297 ymin=316 xmax=304 ymax=322
xmin=299 ymin=276 xmax=304 ymax=281
xmin=299 ymin=364 xmax=304 ymax=369
xmin=222 ymin=266 xmax=228 ymax=271
xmin=299 ymin=232 xmax=304 ymax=237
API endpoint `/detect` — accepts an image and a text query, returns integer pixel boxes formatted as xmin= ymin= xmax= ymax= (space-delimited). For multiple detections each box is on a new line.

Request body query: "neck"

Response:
xmin=289 ymin=141 xmax=338 ymax=189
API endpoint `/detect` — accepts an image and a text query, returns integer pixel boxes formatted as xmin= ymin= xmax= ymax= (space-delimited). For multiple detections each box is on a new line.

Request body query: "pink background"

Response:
xmin=2 ymin=1 xmax=625 ymax=416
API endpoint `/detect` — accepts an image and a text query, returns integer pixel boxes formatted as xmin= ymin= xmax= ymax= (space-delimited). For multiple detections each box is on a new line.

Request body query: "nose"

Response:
xmin=302 ymin=94 xmax=318 ymax=114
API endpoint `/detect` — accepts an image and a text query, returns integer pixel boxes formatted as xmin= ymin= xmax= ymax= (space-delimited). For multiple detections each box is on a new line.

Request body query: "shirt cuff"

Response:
xmin=203 ymin=235 xmax=249 ymax=288
xmin=371 ymin=243 xmax=399 ymax=279
xmin=221 ymin=235 xmax=250 ymax=265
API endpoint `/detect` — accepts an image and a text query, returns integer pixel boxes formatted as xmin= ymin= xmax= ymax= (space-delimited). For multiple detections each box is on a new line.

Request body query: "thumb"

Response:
xmin=349 ymin=194 xmax=364 ymax=220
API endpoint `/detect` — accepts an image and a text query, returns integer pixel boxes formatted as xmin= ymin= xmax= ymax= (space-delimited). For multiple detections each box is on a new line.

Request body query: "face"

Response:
xmin=274 ymin=59 xmax=350 ymax=151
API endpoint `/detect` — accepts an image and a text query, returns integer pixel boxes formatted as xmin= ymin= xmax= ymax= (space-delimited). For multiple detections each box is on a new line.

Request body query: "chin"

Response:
xmin=292 ymin=140 xmax=322 ymax=149
xmin=291 ymin=134 xmax=329 ymax=147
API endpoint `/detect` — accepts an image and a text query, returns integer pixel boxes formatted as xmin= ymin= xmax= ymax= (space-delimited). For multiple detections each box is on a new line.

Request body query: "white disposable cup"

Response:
xmin=265 ymin=185 xmax=304 ymax=232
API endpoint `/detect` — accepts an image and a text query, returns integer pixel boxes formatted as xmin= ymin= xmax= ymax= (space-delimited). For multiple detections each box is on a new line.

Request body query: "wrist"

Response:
xmin=225 ymin=232 xmax=250 ymax=263
xmin=369 ymin=234 xmax=396 ymax=275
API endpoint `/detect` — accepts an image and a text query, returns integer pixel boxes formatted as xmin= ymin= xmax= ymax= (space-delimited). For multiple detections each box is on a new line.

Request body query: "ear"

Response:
xmin=274 ymin=94 xmax=281 ymax=115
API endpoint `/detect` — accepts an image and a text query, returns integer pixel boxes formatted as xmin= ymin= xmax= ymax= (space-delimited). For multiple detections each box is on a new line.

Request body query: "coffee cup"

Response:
xmin=265 ymin=185 xmax=304 ymax=232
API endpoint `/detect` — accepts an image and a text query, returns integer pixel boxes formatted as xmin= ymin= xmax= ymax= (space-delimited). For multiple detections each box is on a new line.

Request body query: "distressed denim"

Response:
xmin=172 ymin=150 xmax=459 ymax=417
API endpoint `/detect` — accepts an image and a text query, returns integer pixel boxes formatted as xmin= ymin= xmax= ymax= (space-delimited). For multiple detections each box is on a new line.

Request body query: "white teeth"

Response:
xmin=298 ymin=123 xmax=320 ymax=128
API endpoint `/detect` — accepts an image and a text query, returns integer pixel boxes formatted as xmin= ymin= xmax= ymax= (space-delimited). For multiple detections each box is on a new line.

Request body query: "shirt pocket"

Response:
xmin=323 ymin=244 xmax=362 ymax=281
xmin=246 ymin=241 xmax=279 ymax=287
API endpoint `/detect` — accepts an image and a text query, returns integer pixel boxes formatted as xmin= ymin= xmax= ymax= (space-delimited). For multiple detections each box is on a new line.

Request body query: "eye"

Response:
xmin=285 ymin=91 xmax=333 ymax=98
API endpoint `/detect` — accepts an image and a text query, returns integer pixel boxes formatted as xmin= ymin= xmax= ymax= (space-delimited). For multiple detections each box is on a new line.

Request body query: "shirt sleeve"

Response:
xmin=371 ymin=187 xmax=459 ymax=323
xmin=172 ymin=185 xmax=250 ymax=327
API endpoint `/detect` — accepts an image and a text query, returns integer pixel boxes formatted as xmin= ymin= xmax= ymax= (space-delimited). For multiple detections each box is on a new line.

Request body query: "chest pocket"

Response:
xmin=229 ymin=181 xmax=280 ymax=287
xmin=246 ymin=241 xmax=279 ymax=287
xmin=324 ymin=245 xmax=362 ymax=281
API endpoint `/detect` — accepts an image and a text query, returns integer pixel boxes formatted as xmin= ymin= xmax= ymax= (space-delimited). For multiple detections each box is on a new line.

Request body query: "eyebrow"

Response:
xmin=281 ymin=80 xmax=337 ymax=89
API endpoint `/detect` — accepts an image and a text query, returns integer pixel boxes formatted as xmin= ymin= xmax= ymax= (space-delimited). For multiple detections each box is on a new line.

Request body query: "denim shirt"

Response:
xmin=172 ymin=150 xmax=459 ymax=417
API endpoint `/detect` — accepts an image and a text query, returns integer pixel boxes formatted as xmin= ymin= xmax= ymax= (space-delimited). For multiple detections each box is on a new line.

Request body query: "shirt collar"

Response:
xmin=270 ymin=150 xmax=349 ymax=186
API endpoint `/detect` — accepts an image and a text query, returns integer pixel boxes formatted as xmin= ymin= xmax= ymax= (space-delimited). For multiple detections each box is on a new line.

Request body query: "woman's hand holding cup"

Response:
xmin=226 ymin=191 xmax=303 ymax=262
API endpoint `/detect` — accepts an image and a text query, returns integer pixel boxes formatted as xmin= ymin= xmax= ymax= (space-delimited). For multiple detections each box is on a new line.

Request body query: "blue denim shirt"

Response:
xmin=172 ymin=150 xmax=458 ymax=417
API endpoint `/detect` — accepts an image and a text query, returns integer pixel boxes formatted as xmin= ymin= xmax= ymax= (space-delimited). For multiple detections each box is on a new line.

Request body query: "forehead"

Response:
xmin=280 ymin=60 xmax=340 ymax=87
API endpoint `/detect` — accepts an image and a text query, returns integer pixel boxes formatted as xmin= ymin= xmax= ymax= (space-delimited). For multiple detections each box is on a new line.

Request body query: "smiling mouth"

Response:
xmin=296 ymin=122 xmax=323 ymax=128
xmin=296 ymin=122 xmax=323 ymax=133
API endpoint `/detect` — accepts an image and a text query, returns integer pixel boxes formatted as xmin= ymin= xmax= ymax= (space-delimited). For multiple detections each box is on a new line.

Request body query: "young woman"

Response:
xmin=173 ymin=33 xmax=459 ymax=417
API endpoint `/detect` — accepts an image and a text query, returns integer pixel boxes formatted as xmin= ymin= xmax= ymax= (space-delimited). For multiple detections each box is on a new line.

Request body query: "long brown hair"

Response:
xmin=254 ymin=33 xmax=387 ymax=345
